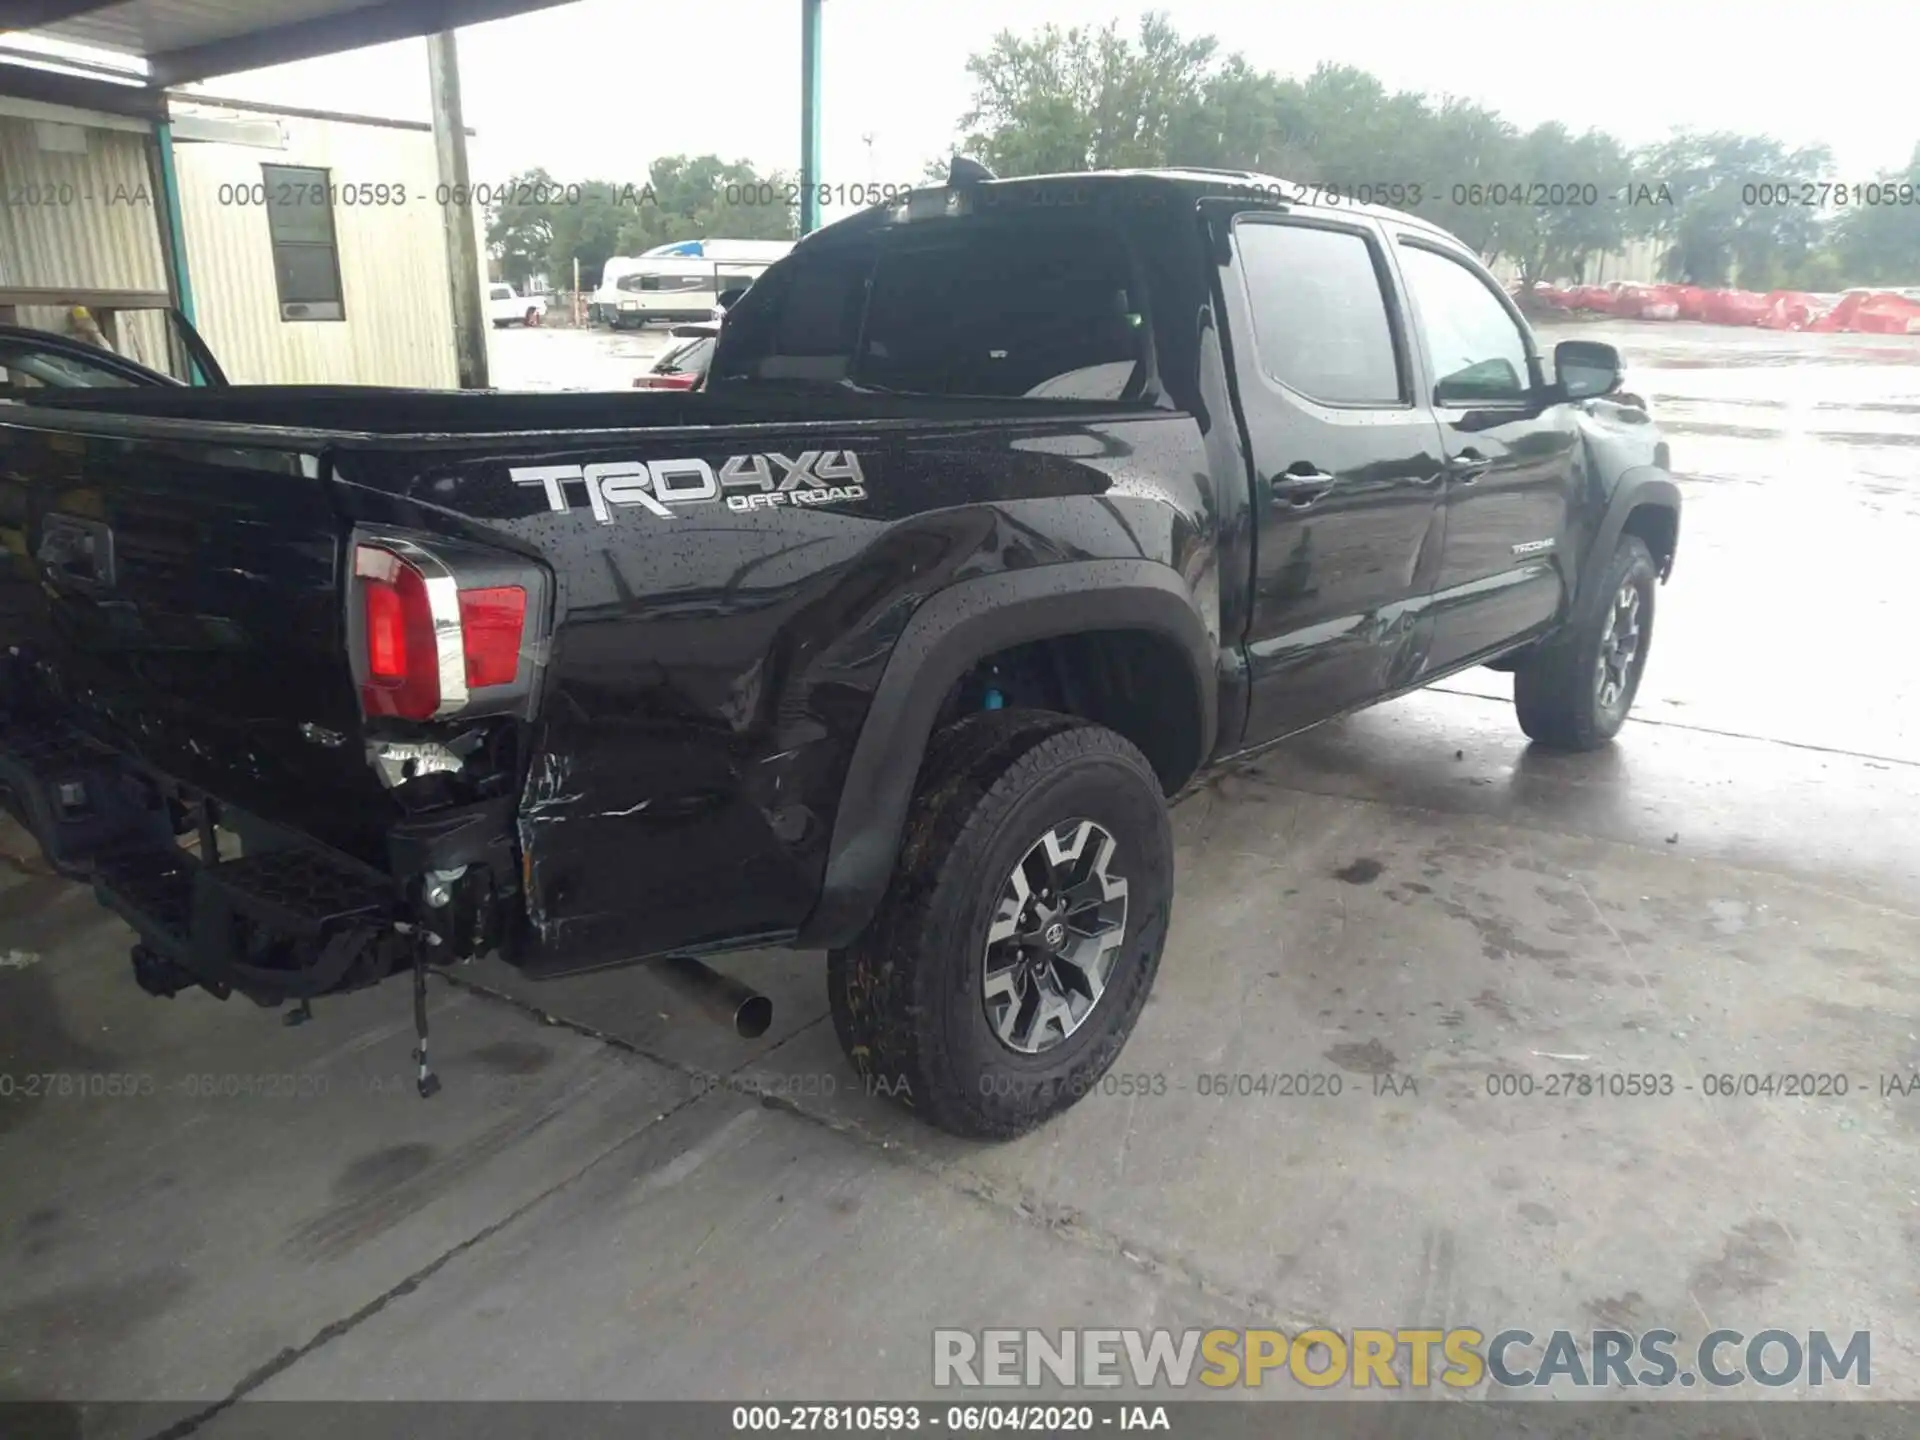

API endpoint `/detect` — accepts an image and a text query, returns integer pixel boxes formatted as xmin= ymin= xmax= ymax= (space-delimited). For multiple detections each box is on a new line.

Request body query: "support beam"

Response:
xmin=0 ymin=286 xmax=168 ymax=309
xmin=0 ymin=0 xmax=122 ymax=30
xmin=145 ymin=0 xmax=580 ymax=88
xmin=426 ymin=30 xmax=489 ymax=391
xmin=149 ymin=124 xmax=194 ymax=327
xmin=0 ymin=59 xmax=165 ymax=122
xmin=799 ymin=0 xmax=824 ymax=235
xmin=0 ymin=41 xmax=140 ymax=78
xmin=146 ymin=119 xmax=206 ymax=384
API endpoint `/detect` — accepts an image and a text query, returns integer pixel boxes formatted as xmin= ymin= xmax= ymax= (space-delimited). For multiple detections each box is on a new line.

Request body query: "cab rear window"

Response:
xmin=716 ymin=218 xmax=1151 ymax=401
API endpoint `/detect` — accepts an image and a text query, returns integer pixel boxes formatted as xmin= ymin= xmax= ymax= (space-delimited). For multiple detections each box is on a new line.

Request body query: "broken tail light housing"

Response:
xmin=349 ymin=533 xmax=551 ymax=723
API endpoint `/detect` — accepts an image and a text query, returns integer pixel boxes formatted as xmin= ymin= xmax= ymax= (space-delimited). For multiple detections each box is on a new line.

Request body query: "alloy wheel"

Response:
xmin=981 ymin=818 xmax=1130 ymax=1055
xmin=1595 ymin=579 xmax=1644 ymax=714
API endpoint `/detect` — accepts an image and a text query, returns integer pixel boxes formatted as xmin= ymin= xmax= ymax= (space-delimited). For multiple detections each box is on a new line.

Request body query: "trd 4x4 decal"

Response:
xmin=511 ymin=451 xmax=867 ymax=523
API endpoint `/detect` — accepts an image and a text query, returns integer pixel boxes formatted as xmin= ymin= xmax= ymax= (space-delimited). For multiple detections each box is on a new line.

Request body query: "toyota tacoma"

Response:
xmin=0 ymin=165 xmax=1679 ymax=1138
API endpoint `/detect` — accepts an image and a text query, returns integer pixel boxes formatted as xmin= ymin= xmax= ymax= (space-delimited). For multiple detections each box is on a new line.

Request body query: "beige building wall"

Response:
xmin=0 ymin=102 xmax=171 ymax=368
xmin=170 ymin=101 xmax=469 ymax=388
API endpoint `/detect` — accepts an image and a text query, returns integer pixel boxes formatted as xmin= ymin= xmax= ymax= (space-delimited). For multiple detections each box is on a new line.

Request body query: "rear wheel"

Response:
xmin=1514 ymin=535 xmax=1656 ymax=750
xmin=524 ymin=307 xmax=541 ymax=327
xmin=829 ymin=710 xmax=1173 ymax=1139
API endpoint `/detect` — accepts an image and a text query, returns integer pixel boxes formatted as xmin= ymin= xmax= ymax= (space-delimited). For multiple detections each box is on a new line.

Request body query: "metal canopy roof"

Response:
xmin=5 ymin=0 xmax=582 ymax=86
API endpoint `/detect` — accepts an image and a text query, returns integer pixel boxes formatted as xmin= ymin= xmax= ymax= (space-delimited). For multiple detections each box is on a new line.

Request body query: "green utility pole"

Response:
xmin=800 ymin=0 xmax=824 ymax=235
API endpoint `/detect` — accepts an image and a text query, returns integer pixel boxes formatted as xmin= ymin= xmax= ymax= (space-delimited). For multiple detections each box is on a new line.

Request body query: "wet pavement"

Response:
xmin=484 ymin=321 xmax=678 ymax=393
xmin=1526 ymin=319 xmax=1920 ymax=764
xmin=3 ymin=321 xmax=1919 ymax=1420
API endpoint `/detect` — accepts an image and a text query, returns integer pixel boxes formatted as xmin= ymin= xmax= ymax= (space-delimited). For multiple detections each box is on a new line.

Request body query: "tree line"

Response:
xmin=940 ymin=12 xmax=1919 ymax=291
xmin=490 ymin=11 xmax=1919 ymax=293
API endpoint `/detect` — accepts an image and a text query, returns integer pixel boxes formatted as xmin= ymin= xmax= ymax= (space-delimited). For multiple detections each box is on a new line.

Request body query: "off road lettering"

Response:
xmin=513 ymin=451 xmax=867 ymax=523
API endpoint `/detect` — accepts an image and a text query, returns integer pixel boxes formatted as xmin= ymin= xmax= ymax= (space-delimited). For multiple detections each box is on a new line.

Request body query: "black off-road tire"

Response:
xmin=1514 ymin=535 xmax=1657 ymax=750
xmin=828 ymin=709 xmax=1174 ymax=1140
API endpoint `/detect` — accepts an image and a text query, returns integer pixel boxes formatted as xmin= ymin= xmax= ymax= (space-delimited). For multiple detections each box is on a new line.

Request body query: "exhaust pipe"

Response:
xmin=651 ymin=954 xmax=772 ymax=1039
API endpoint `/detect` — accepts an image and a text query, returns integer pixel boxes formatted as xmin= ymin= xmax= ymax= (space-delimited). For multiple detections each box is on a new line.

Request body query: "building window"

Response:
xmin=262 ymin=164 xmax=345 ymax=322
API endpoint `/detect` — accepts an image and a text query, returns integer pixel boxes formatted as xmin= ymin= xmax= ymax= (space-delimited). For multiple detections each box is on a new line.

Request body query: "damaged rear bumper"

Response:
xmin=0 ymin=715 xmax=409 ymax=1005
xmin=0 ymin=713 xmax=517 ymax=1007
xmin=0 ymin=708 xmax=779 ymax=1072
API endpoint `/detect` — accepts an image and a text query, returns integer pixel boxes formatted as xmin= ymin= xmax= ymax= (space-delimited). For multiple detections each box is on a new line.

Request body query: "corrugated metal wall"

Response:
xmin=0 ymin=114 xmax=171 ymax=371
xmin=172 ymin=109 xmax=461 ymax=388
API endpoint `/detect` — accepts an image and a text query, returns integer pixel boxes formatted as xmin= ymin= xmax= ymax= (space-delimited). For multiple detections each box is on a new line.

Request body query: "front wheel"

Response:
xmin=1513 ymin=535 xmax=1657 ymax=750
xmin=829 ymin=710 xmax=1174 ymax=1139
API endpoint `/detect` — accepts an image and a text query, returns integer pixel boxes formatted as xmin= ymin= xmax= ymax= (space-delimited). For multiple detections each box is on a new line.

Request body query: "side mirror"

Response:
xmin=716 ymin=288 xmax=747 ymax=311
xmin=1553 ymin=339 xmax=1622 ymax=401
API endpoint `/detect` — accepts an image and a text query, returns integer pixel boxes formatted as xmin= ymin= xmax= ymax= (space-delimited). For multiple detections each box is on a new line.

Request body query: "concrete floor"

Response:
xmin=4 ymin=322 xmax=1919 ymax=1422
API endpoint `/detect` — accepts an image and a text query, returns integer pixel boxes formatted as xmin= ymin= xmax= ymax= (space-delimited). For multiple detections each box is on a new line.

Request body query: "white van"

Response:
xmin=488 ymin=283 xmax=546 ymax=328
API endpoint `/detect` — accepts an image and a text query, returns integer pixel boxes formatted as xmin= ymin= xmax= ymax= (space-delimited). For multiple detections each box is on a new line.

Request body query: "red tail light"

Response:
xmin=352 ymin=539 xmax=546 ymax=723
xmin=633 ymin=373 xmax=699 ymax=389
xmin=356 ymin=545 xmax=444 ymax=720
xmin=458 ymin=586 xmax=527 ymax=688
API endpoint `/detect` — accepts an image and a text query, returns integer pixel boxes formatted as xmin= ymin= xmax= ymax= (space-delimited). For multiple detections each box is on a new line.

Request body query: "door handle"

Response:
xmin=36 ymin=516 xmax=114 ymax=593
xmin=1269 ymin=466 xmax=1337 ymax=506
xmin=1448 ymin=451 xmax=1493 ymax=483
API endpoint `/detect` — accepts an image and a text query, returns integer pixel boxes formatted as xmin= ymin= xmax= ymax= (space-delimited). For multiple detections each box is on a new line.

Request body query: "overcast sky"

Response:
xmin=41 ymin=0 xmax=1920 ymax=226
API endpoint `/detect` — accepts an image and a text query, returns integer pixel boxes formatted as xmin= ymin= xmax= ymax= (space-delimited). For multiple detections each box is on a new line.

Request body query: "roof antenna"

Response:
xmin=948 ymin=155 xmax=996 ymax=186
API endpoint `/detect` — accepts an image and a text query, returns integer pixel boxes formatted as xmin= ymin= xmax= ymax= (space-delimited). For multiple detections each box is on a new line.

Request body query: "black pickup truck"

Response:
xmin=0 ymin=166 xmax=1678 ymax=1138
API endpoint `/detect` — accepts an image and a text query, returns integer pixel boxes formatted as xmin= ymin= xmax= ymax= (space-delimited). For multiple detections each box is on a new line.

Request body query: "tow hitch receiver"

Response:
xmin=101 ymin=830 xmax=451 ymax=1098
xmin=93 ymin=842 xmax=400 ymax=1005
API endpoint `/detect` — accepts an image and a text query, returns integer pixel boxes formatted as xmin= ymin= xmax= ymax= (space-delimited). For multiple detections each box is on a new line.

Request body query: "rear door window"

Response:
xmin=1233 ymin=220 xmax=1404 ymax=406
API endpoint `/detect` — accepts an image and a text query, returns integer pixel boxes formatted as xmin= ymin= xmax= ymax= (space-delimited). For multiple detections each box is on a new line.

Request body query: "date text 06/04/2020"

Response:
xmin=729 ymin=1405 xmax=1169 ymax=1432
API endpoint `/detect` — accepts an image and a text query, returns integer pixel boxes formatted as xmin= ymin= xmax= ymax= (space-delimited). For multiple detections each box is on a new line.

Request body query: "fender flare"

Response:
xmin=795 ymin=558 xmax=1217 ymax=949
xmin=1572 ymin=466 xmax=1680 ymax=622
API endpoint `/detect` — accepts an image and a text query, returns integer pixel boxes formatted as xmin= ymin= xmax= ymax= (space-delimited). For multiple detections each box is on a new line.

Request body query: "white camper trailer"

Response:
xmin=591 ymin=239 xmax=794 ymax=329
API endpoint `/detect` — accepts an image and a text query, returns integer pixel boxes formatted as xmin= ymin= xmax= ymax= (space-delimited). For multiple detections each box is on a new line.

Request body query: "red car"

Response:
xmin=632 ymin=322 xmax=718 ymax=390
